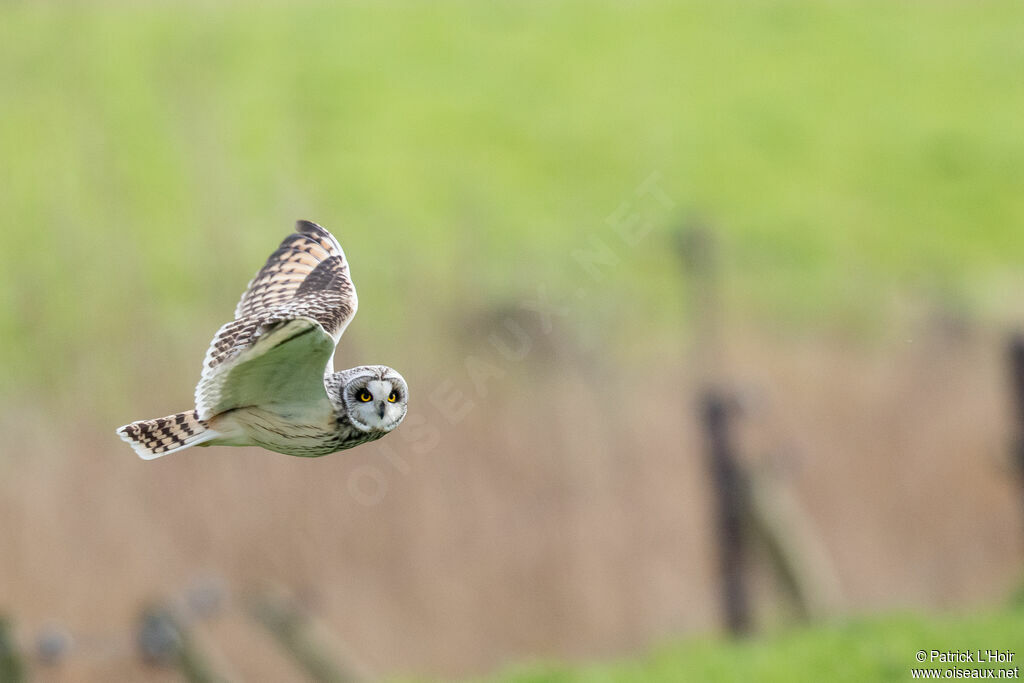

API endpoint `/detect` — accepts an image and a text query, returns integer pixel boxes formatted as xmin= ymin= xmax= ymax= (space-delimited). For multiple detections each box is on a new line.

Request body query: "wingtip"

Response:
xmin=295 ymin=219 xmax=325 ymax=234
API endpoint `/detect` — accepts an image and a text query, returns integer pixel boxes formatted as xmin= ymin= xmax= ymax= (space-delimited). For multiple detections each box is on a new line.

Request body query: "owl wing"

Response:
xmin=233 ymin=219 xmax=357 ymax=338
xmin=193 ymin=221 xmax=358 ymax=420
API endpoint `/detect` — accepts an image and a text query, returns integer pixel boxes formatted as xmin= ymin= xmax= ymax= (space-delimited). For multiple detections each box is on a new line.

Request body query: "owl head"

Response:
xmin=334 ymin=365 xmax=408 ymax=433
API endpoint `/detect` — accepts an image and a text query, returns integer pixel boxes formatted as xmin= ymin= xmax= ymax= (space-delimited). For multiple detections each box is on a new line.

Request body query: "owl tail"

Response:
xmin=116 ymin=409 xmax=219 ymax=460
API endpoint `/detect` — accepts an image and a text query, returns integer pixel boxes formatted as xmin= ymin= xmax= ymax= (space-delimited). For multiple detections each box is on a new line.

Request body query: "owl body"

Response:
xmin=116 ymin=221 xmax=408 ymax=460
xmin=204 ymin=406 xmax=343 ymax=456
xmin=207 ymin=366 xmax=408 ymax=457
xmin=209 ymin=403 xmax=379 ymax=457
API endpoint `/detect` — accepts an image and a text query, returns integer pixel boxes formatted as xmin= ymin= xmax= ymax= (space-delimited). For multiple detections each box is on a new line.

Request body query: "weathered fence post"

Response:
xmin=700 ymin=390 xmax=752 ymax=636
xmin=676 ymin=222 xmax=752 ymax=636
xmin=0 ymin=615 xmax=25 ymax=683
xmin=676 ymin=221 xmax=845 ymax=632
xmin=1008 ymin=334 xmax=1024 ymax=521
xmin=137 ymin=604 xmax=227 ymax=683
xmin=675 ymin=221 xmax=722 ymax=382
xmin=249 ymin=592 xmax=364 ymax=683
xmin=745 ymin=463 xmax=843 ymax=620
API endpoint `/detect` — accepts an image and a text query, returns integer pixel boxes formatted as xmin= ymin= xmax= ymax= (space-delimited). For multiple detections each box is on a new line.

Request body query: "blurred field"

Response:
xmin=3 ymin=0 xmax=1024 ymax=402
xmin=2 ymin=0 xmax=1024 ymax=680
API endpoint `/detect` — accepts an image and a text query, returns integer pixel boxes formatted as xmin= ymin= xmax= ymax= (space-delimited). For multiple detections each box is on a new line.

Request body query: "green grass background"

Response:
xmin=482 ymin=606 xmax=1024 ymax=682
xmin=2 ymin=0 xmax=1023 ymax=410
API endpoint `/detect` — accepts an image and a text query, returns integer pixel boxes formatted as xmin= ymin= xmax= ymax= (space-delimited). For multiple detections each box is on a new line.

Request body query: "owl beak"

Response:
xmin=377 ymin=402 xmax=386 ymax=419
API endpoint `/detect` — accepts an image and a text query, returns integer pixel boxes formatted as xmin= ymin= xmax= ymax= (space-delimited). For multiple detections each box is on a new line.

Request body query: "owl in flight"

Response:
xmin=117 ymin=220 xmax=408 ymax=459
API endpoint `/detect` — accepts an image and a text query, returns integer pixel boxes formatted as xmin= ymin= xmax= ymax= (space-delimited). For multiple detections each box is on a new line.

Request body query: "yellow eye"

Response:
xmin=388 ymin=391 xmax=398 ymax=403
xmin=358 ymin=390 xmax=372 ymax=402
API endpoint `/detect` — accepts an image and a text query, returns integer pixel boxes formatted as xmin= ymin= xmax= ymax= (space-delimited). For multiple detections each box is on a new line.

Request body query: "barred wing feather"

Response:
xmin=193 ymin=221 xmax=358 ymax=420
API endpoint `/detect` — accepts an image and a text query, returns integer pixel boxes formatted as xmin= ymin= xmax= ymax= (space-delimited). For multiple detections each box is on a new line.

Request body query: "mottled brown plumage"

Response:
xmin=234 ymin=220 xmax=355 ymax=329
xmin=203 ymin=221 xmax=356 ymax=377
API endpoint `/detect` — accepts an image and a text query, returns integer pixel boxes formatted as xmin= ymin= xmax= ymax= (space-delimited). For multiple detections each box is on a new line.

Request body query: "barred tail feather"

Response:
xmin=116 ymin=410 xmax=219 ymax=460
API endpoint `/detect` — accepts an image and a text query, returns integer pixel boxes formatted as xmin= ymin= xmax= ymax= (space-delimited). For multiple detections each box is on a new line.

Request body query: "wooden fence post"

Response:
xmin=700 ymin=390 xmax=752 ymax=636
xmin=1007 ymin=334 xmax=1024 ymax=521
xmin=676 ymin=220 xmax=848 ymax=632
xmin=0 ymin=615 xmax=25 ymax=683
xmin=249 ymin=593 xmax=364 ymax=683
xmin=676 ymin=221 xmax=751 ymax=636
xmin=745 ymin=463 xmax=843 ymax=620
xmin=675 ymin=222 xmax=722 ymax=382
xmin=137 ymin=604 xmax=227 ymax=683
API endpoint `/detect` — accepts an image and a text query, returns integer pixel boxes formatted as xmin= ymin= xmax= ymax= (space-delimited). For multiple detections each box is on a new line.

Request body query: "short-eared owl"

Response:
xmin=117 ymin=221 xmax=408 ymax=459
